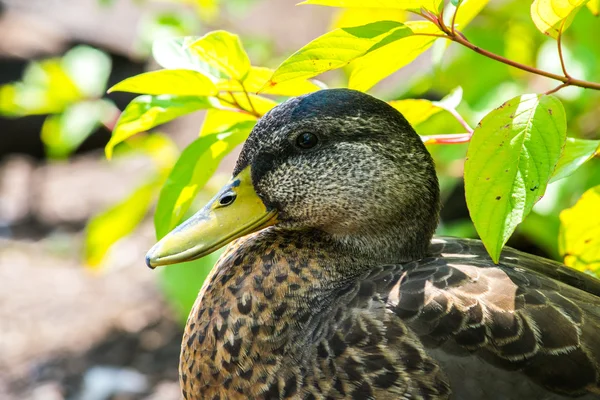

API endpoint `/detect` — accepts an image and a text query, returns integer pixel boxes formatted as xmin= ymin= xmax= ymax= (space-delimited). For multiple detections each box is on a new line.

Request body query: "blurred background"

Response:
xmin=0 ymin=0 xmax=599 ymax=399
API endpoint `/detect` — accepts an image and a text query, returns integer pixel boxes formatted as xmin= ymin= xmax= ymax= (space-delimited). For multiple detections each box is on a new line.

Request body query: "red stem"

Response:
xmin=421 ymin=133 xmax=472 ymax=145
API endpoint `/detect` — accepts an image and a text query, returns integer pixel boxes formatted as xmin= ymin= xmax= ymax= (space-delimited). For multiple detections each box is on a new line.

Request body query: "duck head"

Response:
xmin=146 ymin=89 xmax=440 ymax=268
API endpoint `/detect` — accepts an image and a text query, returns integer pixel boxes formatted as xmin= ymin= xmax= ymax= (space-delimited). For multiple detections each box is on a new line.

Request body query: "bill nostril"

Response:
xmin=219 ymin=193 xmax=236 ymax=206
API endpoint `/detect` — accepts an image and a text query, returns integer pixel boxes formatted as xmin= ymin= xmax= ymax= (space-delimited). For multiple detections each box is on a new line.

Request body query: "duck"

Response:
xmin=145 ymin=88 xmax=600 ymax=400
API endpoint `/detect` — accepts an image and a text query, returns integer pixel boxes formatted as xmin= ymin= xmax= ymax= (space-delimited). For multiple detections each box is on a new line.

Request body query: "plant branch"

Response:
xmin=239 ymin=80 xmax=259 ymax=116
xmin=422 ymin=14 xmax=600 ymax=92
xmin=421 ymin=133 xmax=472 ymax=145
xmin=447 ymin=33 xmax=600 ymax=88
xmin=101 ymin=102 xmax=122 ymax=132
xmin=451 ymin=0 xmax=462 ymax=35
xmin=545 ymin=82 xmax=570 ymax=95
xmin=445 ymin=107 xmax=474 ymax=133
xmin=557 ymin=19 xmax=571 ymax=79
xmin=215 ymin=93 xmax=259 ymax=117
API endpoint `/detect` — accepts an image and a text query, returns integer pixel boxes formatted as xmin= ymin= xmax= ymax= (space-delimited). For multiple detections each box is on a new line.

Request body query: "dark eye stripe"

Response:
xmin=295 ymin=132 xmax=318 ymax=149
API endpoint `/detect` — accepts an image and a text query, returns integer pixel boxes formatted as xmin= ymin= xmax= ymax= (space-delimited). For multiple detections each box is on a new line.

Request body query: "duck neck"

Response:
xmin=329 ymin=224 xmax=432 ymax=266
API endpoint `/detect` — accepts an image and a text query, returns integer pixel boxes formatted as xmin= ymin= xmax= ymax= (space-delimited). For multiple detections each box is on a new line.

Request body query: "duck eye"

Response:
xmin=218 ymin=193 xmax=236 ymax=207
xmin=295 ymin=132 xmax=318 ymax=149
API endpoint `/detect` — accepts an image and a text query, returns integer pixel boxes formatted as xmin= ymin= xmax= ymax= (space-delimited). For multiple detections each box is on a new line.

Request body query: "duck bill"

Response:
xmin=145 ymin=167 xmax=277 ymax=268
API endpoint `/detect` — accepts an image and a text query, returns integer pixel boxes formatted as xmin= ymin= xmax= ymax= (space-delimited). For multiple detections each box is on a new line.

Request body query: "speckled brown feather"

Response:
xmin=180 ymin=232 xmax=600 ymax=399
xmin=180 ymin=228 xmax=450 ymax=399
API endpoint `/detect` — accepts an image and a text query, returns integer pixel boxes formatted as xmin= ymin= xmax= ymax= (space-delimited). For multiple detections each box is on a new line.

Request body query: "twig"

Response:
xmin=217 ymin=93 xmax=261 ymax=118
xmin=445 ymin=107 xmax=474 ymax=133
xmin=215 ymin=93 xmax=259 ymax=117
xmin=421 ymin=133 xmax=472 ymax=145
xmin=417 ymin=10 xmax=600 ymax=92
xmin=239 ymin=80 xmax=259 ymax=116
xmin=557 ymin=19 xmax=571 ymax=79
xmin=451 ymin=0 xmax=462 ymax=35
xmin=101 ymin=102 xmax=122 ymax=132
xmin=545 ymin=82 xmax=570 ymax=95
xmin=443 ymin=31 xmax=600 ymax=91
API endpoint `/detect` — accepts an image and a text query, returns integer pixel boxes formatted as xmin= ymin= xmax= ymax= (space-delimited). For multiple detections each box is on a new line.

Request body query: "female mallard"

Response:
xmin=146 ymin=89 xmax=600 ymax=400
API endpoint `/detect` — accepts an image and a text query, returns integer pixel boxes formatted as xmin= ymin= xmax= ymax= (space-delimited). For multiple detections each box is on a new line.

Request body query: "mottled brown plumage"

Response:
xmin=162 ymin=89 xmax=600 ymax=399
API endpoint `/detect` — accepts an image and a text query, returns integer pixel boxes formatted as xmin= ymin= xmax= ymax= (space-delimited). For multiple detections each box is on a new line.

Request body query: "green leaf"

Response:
xmin=41 ymin=99 xmax=116 ymax=159
xmin=464 ymin=94 xmax=567 ymax=262
xmin=217 ymin=66 xmax=323 ymax=96
xmin=188 ymin=30 xmax=251 ymax=81
xmin=85 ymin=179 xmax=158 ymax=267
xmin=347 ymin=21 xmax=440 ymax=91
xmin=152 ymin=36 xmax=228 ymax=80
xmin=266 ymin=21 xmax=409 ymax=87
xmin=559 ymin=185 xmax=600 ymax=272
xmin=299 ymin=0 xmax=443 ymax=13
xmin=531 ymin=0 xmax=589 ymax=39
xmin=62 ymin=46 xmax=112 ymax=98
xmin=109 ymin=69 xmax=218 ymax=96
xmin=106 ymin=95 xmax=215 ymax=159
xmin=551 ymin=137 xmax=599 ymax=183
xmin=388 ymin=99 xmax=444 ymax=126
xmin=154 ymin=121 xmax=255 ymax=238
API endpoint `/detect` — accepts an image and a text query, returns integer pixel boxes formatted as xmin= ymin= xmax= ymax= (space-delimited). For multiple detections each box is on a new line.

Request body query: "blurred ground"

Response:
xmin=0 ymin=154 xmax=183 ymax=400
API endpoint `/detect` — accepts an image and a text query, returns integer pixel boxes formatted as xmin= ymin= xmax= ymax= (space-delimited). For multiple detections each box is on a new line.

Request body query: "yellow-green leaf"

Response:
xmin=266 ymin=21 xmax=409 ymax=87
xmin=504 ymin=22 xmax=536 ymax=77
xmin=531 ymin=0 xmax=589 ymax=39
xmin=106 ymin=95 xmax=215 ymax=159
xmin=136 ymin=11 xmax=200 ymax=56
xmin=216 ymin=92 xmax=278 ymax=116
xmin=152 ymin=36 xmax=228 ymax=80
xmin=109 ymin=69 xmax=217 ymax=96
xmin=588 ymin=0 xmax=600 ymax=15
xmin=115 ymin=133 xmax=180 ymax=176
xmin=300 ymin=0 xmax=443 ymax=13
xmin=195 ymin=0 xmax=220 ymax=22
xmin=331 ymin=7 xmax=406 ymax=29
xmin=218 ymin=66 xmax=323 ymax=96
xmin=200 ymin=108 xmax=257 ymax=136
xmin=388 ymin=99 xmax=444 ymax=126
xmin=62 ymin=46 xmax=112 ymax=98
xmin=85 ymin=179 xmax=158 ymax=268
xmin=550 ymin=137 xmax=599 ymax=183
xmin=188 ymin=30 xmax=251 ymax=81
xmin=464 ymin=94 xmax=567 ymax=262
xmin=452 ymin=0 xmax=490 ymax=29
xmin=42 ymin=100 xmax=116 ymax=159
xmin=347 ymin=21 xmax=440 ymax=91
xmin=0 ymin=60 xmax=81 ymax=117
xmin=0 ymin=46 xmax=109 ymax=117
xmin=154 ymin=121 xmax=255 ymax=238
xmin=559 ymin=185 xmax=600 ymax=272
